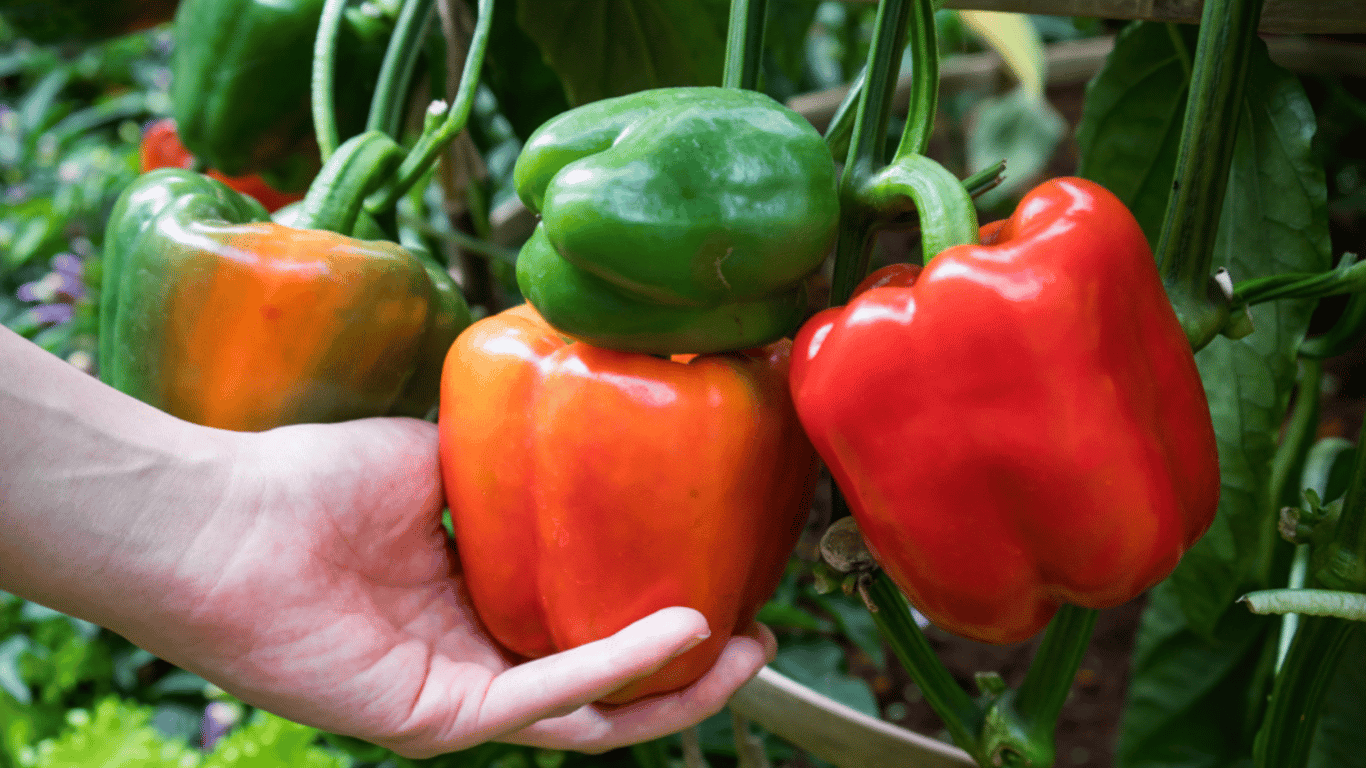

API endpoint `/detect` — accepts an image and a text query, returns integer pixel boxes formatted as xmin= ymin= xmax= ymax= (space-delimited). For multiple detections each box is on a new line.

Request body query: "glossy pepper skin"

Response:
xmin=169 ymin=0 xmax=388 ymax=188
xmin=790 ymin=177 xmax=1220 ymax=644
xmin=140 ymin=118 xmax=304 ymax=213
xmin=439 ymin=304 xmax=818 ymax=703
xmin=513 ymin=87 xmax=840 ymax=355
xmin=100 ymin=168 xmax=470 ymax=431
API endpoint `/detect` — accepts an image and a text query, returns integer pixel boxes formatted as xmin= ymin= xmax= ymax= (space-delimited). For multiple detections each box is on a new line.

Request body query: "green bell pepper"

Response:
xmin=169 ymin=0 xmax=390 ymax=190
xmin=512 ymin=86 xmax=840 ymax=354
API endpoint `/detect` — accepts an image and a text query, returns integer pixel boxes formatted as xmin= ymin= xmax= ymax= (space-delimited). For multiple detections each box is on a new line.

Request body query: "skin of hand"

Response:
xmin=0 ymin=327 xmax=777 ymax=757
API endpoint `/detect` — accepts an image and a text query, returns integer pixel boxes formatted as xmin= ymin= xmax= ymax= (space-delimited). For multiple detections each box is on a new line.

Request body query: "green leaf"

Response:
xmin=807 ymin=588 xmax=885 ymax=669
xmin=0 ymin=637 xmax=30 ymax=705
xmin=1076 ymin=22 xmax=1192 ymax=245
xmin=1306 ymin=624 xmax=1366 ymax=768
xmin=966 ymin=87 xmax=1066 ymax=209
xmin=1116 ymin=580 xmax=1273 ymax=768
xmin=770 ymin=636 xmax=879 ymax=718
xmin=516 ymin=0 xmax=727 ymax=106
xmin=1078 ymin=22 xmax=1330 ymax=638
xmin=203 ymin=710 xmax=348 ymax=768
xmin=29 ymin=698 xmax=200 ymax=768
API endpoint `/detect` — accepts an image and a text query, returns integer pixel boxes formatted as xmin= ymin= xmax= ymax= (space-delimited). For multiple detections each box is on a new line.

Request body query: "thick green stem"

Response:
xmin=723 ymin=0 xmax=767 ymax=91
xmin=828 ymin=0 xmax=912 ymax=306
xmin=891 ymin=0 xmax=937 ymax=160
xmin=1155 ymin=0 xmax=1265 ymax=350
xmin=983 ymin=605 xmax=1097 ymax=767
xmin=367 ymin=0 xmax=437 ymax=137
xmin=366 ymin=0 xmax=494 ymax=216
xmin=312 ymin=0 xmax=350 ymax=161
xmin=866 ymin=573 xmax=986 ymax=763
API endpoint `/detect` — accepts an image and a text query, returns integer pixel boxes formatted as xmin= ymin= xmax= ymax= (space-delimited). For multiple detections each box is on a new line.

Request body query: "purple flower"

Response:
xmin=200 ymin=701 xmax=240 ymax=750
xmin=26 ymin=303 xmax=73 ymax=326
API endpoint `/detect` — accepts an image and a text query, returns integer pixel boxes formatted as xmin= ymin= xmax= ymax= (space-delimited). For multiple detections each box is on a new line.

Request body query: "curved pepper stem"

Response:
xmin=856 ymin=154 xmax=979 ymax=264
xmin=292 ymin=131 xmax=405 ymax=235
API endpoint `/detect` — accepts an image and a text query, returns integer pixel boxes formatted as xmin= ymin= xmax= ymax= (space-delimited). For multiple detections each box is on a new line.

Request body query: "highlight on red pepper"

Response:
xmin=790 ymin=176 xmax=1220 ymax=645
xmin=139 ymin=118 xmax=305 ymax=212
xmin=438 ymin=303 xmax=819 ymax=703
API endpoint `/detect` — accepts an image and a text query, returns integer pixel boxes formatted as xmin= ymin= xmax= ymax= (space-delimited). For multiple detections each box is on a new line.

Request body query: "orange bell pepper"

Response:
xmin=438 ymin=304 xmax=817 ymax=703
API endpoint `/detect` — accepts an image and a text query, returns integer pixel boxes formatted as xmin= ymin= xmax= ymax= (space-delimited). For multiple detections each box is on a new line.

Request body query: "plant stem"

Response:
xmin=828 ymin=0 xmax=911 ymax=307
xmin=1314 ymin=404 xmax=1366 ymax=593
xmin=1011 ymin=605 xmax=1098 ymax=738
xmin=1154 ymin=0 xmax=1265 ymax=350
xmin=312 ymin=0 xmax=350 ymax=161
xmin=856 ymin=154 xmax=978 ymax=261
xmin=366 ymin=0 xmax=494 ymax=215
xmin=723 ymin=0 xmax=767 ymax=91
xmin=1254 ymin=616 xmax=1360 ymax=767
xmin=866 ymin=573 xmax=986 ymax=763
xmin=367 ymin=0 xmax=437 ymax=137
xmin=891 ymin=0 xmax=937 ymax=161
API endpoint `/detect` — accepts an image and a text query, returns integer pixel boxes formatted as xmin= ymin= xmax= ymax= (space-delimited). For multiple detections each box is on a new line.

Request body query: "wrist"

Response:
xmin=0 ymin=326 xmax=242 ymax=639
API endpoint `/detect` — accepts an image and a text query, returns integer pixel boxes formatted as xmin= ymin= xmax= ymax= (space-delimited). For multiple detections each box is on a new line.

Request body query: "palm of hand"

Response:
xmin=141 ymin=418 xmax=770 ymax=757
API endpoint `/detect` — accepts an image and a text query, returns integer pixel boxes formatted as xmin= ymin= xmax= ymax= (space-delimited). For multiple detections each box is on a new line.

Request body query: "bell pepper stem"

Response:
xmin=294 ymin=131 xmax=405 ymax=234
xmin=366 ymin=0 xmax=494 ymax=216
xmin=828 ymin=0 xmax=911 ymax=307
xmin=866 ymin=572 xmax=987 ymax=763
xmin=856 ymin=155 xmax=979 ymax=264
xmin=828 ymin=0 xmax=950 ymax=307
xmin=981 ymin=605 xmax=1098 ymax=767
xmin=312 ymin=0 xmax=349 ymax=160
xmin=367 ymin=0 xmax=437 ymax=137
xmin=723 ymin=0 xmax=767 ymax=91
xmin=1154 ymin=0 xmax=1265 ymax=351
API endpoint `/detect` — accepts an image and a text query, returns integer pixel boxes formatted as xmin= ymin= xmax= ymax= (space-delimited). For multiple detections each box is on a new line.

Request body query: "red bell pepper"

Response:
xmin=139 ymin=118 xmax=304 ymax=213
xmin=438 ymin=304 xmax=818 ymax=702
xmin=790 ymin=177 xmax=1220 ymax=644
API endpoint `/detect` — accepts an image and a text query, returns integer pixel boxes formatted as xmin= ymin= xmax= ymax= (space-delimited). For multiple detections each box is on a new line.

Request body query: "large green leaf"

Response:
xmin=516 ymin=0 xmax=727 ymax=106
xmin=1306 ymin=624 xmax=1366 ymax=768
xmin=1117 ymin=581 xmax=1271 ymax=768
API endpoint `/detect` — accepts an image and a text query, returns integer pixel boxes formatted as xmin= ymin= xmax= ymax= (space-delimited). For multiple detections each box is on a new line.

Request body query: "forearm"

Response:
xmin=0 ymin=326 xmax=238 ymax=635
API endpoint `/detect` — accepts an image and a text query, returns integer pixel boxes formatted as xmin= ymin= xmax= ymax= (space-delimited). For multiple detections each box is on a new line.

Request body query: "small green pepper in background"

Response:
xmin=513 ymin=87 xmax=840 ymax=355
xmin=169 ymin=0 xmax=391 ymax=191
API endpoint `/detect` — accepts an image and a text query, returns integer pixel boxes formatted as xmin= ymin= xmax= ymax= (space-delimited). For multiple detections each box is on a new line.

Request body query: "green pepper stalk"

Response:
xmin=1154 ymin=0 xmax=1266 ymax=350
xmin=827 ymin=0 xmax=911 ymax=306
xmin=313 ymin=0 xmax=351 ymax=160
xmin=1252 ymin=393 xmax=1366 ymax=766
xmin=723 ymin=0 xmax=767 ymax=91
xmin=366 ymin=0 xmax=437 ymax=137
xmin=366 ymin=0 xmax=494 ymax=214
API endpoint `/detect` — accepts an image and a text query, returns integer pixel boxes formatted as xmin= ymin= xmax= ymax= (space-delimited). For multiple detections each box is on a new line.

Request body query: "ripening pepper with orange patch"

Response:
xmin=99 ymin=166 xmax=469 ymax=431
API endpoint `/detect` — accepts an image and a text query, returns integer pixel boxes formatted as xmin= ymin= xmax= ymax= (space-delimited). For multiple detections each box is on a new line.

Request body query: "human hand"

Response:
xmin=128 ymin=417 xmax=775 ymax=757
